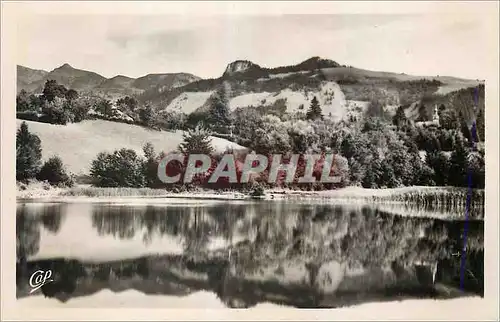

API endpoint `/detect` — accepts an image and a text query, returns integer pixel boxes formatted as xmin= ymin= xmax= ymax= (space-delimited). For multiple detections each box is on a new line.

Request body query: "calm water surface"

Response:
xmin=16 ymin=201 xmax=484 ymax=308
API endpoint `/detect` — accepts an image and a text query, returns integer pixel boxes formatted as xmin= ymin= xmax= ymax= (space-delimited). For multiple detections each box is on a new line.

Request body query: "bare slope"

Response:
xmin=16 ymin=120 xmax=246 ymax=175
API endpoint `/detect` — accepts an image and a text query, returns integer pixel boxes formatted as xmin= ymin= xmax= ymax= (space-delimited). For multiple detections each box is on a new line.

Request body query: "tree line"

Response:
xmin=17 ymin=79 xmax=485 ymax=190
xmin=229 ymin=98 xmax=484 ymax=189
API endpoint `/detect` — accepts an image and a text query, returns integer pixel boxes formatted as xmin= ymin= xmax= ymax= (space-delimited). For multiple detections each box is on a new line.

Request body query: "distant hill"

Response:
xmin=37 ymin=63 xmax=108 ymax=92
xmin=132 ymin=73 xmax=200 ymax=91
xmin=16 ymin=64 xmax=201 ymax=100
xmin=97 ymin=75 xmax=135 ymax=90
xmin=17 ymin=65 xmax=49 ymax=93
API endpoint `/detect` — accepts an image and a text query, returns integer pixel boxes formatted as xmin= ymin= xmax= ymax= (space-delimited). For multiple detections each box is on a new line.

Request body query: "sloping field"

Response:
xmin=16 ymin=119 xmax=246 ymax=175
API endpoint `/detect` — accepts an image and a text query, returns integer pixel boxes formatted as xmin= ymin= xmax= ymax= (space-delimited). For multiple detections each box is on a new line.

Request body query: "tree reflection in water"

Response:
xmin=17 ymin=203 xmax=66 ymax=259
xmin=16 ymin=203 xmax=67 ymax=286
xmin=16 ymin=201 xmax=484 ymax=308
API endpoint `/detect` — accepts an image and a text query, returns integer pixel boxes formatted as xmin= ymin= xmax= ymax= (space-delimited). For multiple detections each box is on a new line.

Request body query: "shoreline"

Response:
xmin=16 ymin=184 xmax=480 ymax=203
xmin=17 ymin=192 xmax=250 ymax=205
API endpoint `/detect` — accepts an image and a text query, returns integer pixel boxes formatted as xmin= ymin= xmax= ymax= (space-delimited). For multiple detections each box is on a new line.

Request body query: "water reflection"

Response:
xmin=17 ymin=203 xmax=66 ymax=260
xmin=16 ymin=202 xmax=484 ymax=308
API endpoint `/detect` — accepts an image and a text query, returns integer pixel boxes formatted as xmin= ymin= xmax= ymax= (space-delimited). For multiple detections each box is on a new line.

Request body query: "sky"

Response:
xmin=16 ymin=14 xmax=490 ymax=80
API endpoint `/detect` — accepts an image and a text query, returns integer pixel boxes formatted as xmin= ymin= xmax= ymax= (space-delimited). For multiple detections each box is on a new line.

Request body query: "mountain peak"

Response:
xmin=111 ymin=75 xmax=133 ymax=80
xmin=224 ymin=60 xmax=260 ymax=76
xmin=299 ymin=56 xmax=341 ymax=68
xmin=59 ymin=63 xmax=74 ymax=69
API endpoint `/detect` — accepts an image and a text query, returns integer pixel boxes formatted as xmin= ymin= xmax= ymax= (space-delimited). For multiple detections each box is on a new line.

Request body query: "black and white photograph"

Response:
xmin=2 ymin=1 xmax=499 ymax=320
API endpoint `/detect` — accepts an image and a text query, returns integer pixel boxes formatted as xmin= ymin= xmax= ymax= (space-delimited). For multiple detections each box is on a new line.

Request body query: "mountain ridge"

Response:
xmin=17 ymin=63 xmax=202 ymax=99
xmin=18 ymin=56 xmax=483 ymax=124
xmin=18 ymin=55 xmax=483 ymax=94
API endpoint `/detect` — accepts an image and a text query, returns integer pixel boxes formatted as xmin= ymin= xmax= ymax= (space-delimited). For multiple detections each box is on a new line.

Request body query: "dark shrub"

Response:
xmin=37 ymin=156 xmax=73 ymax=187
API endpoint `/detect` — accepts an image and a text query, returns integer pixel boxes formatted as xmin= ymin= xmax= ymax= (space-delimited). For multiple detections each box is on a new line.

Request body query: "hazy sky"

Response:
xmin=16 ymin=14 xmax=490 ymax=80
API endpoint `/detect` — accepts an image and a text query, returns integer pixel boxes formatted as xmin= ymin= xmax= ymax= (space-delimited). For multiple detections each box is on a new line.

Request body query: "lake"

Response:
xmin=16 ymin=200 xmax=484 ymax=308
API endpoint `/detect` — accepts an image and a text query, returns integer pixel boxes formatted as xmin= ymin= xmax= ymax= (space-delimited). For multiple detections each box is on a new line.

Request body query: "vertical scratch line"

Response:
xmin=460 ymin=86 xmax=479 ymax=289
